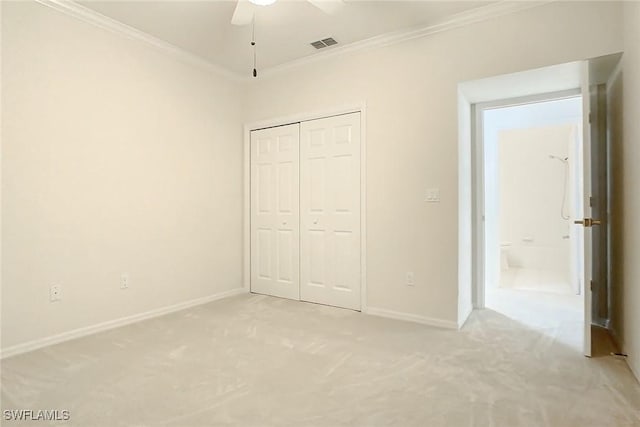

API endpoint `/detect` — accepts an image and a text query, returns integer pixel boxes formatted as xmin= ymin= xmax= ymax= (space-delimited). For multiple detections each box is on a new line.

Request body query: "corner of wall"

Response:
xmin=457 ymin=89 xmax=474 ymax=326
xmin=621 ymin=0 xmax=640 ymax=383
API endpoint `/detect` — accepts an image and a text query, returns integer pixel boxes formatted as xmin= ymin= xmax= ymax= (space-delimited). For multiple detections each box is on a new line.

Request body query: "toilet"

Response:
xmin=500 ymin=242 xmax=512 ymax=271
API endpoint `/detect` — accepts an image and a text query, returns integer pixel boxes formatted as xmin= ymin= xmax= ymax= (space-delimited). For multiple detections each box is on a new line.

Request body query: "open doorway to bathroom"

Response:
xmin=463 ymin=54 xmax=622 ymax=357
xmin=482 ymin=95 xmax=585 ymax=351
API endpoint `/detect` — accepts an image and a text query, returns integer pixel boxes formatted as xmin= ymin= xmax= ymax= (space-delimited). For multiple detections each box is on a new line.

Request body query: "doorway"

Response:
xmin=463 ymin=53 xmax=623 ymax=357
xmin=480 ymin=95 xmax=585 ymax=351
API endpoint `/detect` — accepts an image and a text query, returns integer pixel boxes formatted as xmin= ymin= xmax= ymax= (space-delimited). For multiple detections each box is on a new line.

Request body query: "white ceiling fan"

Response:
xmin=231 ymin=0 xmax=345 ymax=26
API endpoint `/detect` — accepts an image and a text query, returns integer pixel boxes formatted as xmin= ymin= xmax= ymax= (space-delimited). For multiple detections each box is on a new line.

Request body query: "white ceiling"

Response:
xmin=77 ymin=1 xmax=494 ymax=76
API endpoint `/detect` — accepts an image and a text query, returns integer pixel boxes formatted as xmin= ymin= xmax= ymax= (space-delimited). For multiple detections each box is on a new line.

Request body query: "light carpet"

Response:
xmin=2 ymin=294 xmax=639 ymax=426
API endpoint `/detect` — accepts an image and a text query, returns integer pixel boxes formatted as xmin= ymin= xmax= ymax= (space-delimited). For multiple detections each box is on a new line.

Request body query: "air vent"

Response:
xmin=322 ymin=37 xmax=337 ymax=46
xmin=310 ymin=37 xmax=338 ymax=49
xmin=311 ymin=41 xmax=326 ymax=49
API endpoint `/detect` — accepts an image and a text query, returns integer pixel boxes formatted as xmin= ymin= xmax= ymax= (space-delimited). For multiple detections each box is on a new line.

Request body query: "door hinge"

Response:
xmin=590 ymin=196 xmax=595 ymax=207
xmin=589 ymin=112 xmax=593 ymax=124
xmin=590 ymin=280 xmax=594 ymax=291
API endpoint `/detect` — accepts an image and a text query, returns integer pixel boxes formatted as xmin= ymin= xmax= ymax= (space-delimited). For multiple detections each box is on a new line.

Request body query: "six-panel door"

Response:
xmin=300 ymin=113 xmax=361 ymax=310
xmin=250 ymin=124 xmax=300 ymax=300
xmin=250 ymin=113 xmax=361 ymax=310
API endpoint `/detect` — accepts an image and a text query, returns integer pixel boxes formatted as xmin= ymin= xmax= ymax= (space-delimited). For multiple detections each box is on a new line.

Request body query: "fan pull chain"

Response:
xmin=251 ymin=15 xmax=257 ymax=78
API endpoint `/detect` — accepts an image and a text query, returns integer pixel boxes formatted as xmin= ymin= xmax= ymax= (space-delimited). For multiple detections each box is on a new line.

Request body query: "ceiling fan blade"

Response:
xmin=307 ymin=0 xmax=345 ymax=15
xmin=231 ymin=0 xmax=254 ymax=26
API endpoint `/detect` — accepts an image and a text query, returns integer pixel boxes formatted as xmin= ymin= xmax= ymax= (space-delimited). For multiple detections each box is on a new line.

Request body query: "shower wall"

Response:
xmin=498 ymin=124 xmax=577 ymax=281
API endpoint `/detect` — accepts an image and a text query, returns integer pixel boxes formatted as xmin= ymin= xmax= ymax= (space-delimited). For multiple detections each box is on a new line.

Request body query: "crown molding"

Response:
xmin=34 ymin=0 xmax=242 ymax=82
xmin=36 ymin=0 xmax=553 ymax=82
xmin=257 ymin=0 xmax=553 ymax=78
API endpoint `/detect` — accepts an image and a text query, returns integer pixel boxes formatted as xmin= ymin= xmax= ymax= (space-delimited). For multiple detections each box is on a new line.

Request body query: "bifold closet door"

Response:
xmin=250 ymin=124 xmax=300 ymax=300
xmin=300 ymin=113 xmax=361 ymax=310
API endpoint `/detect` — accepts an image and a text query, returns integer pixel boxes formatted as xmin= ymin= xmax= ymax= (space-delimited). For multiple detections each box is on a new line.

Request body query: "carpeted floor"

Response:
xmin=2 ymin=293 xmax=639 ymax=426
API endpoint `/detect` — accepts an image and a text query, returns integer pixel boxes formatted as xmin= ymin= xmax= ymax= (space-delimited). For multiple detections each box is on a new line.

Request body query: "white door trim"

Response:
xmin=243 ymin=103 xmax=368 ymax=312
xmin=471 ymin=89 xmax=581 ymax=309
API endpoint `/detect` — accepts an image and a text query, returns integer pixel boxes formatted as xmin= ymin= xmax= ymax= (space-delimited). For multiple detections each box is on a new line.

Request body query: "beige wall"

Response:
xmin=1 ymin=2 xmax=244 ymax=350
xmin=246 ymin=1 xmax=623 ymax=323
xmin=620 ymin=1 xmax=640 ymax=379
xmin=1 ymin=1 xmax=633 ymax=357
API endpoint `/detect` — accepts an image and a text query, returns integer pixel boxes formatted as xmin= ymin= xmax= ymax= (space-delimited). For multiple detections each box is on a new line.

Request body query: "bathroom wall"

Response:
xmin=498 ymin=124 xmax=576 ymax=282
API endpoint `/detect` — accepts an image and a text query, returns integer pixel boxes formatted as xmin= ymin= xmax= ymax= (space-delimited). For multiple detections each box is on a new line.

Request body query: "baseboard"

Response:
xmin=0 ymin=287 xmax=247 ymax=359
xmin=609 ymin=326 xmax=623 ymax=352
xmin=628 ymin=356 xmax=640 ymax=384
xmin=365 ymin=307 xmax=458 ymax=329
xmin=457 ymin=305 xmax=474 ymax=330
xmin=604 ymin=329 xmax=639 ymax=384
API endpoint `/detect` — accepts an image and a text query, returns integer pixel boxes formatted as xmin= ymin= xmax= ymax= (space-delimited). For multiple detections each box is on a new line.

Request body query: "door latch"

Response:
xmin=574 ymin=218 xmax=602 ymax=227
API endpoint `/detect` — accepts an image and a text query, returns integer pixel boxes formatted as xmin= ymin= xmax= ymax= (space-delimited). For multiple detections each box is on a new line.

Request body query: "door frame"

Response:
xmin=243 ymin=103 xmax=368 ymax=311
xmin=471 ymin=89 xmax=582 ymax=309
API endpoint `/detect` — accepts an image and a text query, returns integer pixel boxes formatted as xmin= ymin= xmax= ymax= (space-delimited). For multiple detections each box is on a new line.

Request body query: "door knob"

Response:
xmin=574 ymin=218 xmax=602 ymax=227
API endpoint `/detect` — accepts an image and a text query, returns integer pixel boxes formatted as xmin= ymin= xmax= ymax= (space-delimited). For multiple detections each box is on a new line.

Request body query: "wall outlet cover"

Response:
xmin=49 ymin=285 xmax=61 ymax=302
xmin=121 ymin=273 xmax=129 ymax=289
xmin=425 ymin=188 xmax=441 ymax=203
xmin=406 ymin=272 xmax=415 ymax=286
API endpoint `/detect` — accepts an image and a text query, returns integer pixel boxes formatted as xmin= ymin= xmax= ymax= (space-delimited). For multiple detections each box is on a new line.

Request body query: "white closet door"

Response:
xmin=300 ymin=113 xmax=361 ymax=310
xmin=250 ymin=124 xmax=300 ymax=300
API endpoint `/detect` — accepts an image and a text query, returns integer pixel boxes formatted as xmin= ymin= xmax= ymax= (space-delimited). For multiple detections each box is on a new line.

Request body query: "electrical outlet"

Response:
xmin=49 ymin=285 xmax=61 ymax=302
xmin=406 ymin=272 xmax=415 ymax=286
xmin=425 ymin=188 xmax=441 ymax=203
xmin=120 ymin=273 xmax=129 ymax=289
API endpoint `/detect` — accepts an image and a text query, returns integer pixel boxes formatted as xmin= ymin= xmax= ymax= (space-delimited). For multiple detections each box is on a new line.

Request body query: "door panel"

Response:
xmin=309 ymin=158 xmax=326 ymax=212
xmin=590 ymin=84 xmax=609 ymax=326
xmin=579 ymin=61 xmax=593 ymax=357
xmin=257 ymin=228 xmax=272 ymax=279
xmin=250 ymin=124 xmax=300 ymax=300
xmin=300 ymin=113 xmax=361 ymax=310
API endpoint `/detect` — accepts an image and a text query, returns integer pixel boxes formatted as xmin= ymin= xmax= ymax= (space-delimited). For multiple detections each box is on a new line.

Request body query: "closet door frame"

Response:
xmin=243 ymin=103 xmax=367 ymax=312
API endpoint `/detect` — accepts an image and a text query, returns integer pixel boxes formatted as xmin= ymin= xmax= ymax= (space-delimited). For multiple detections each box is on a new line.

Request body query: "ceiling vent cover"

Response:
xmin=311 ymin=37 xmax=338 ymax=49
